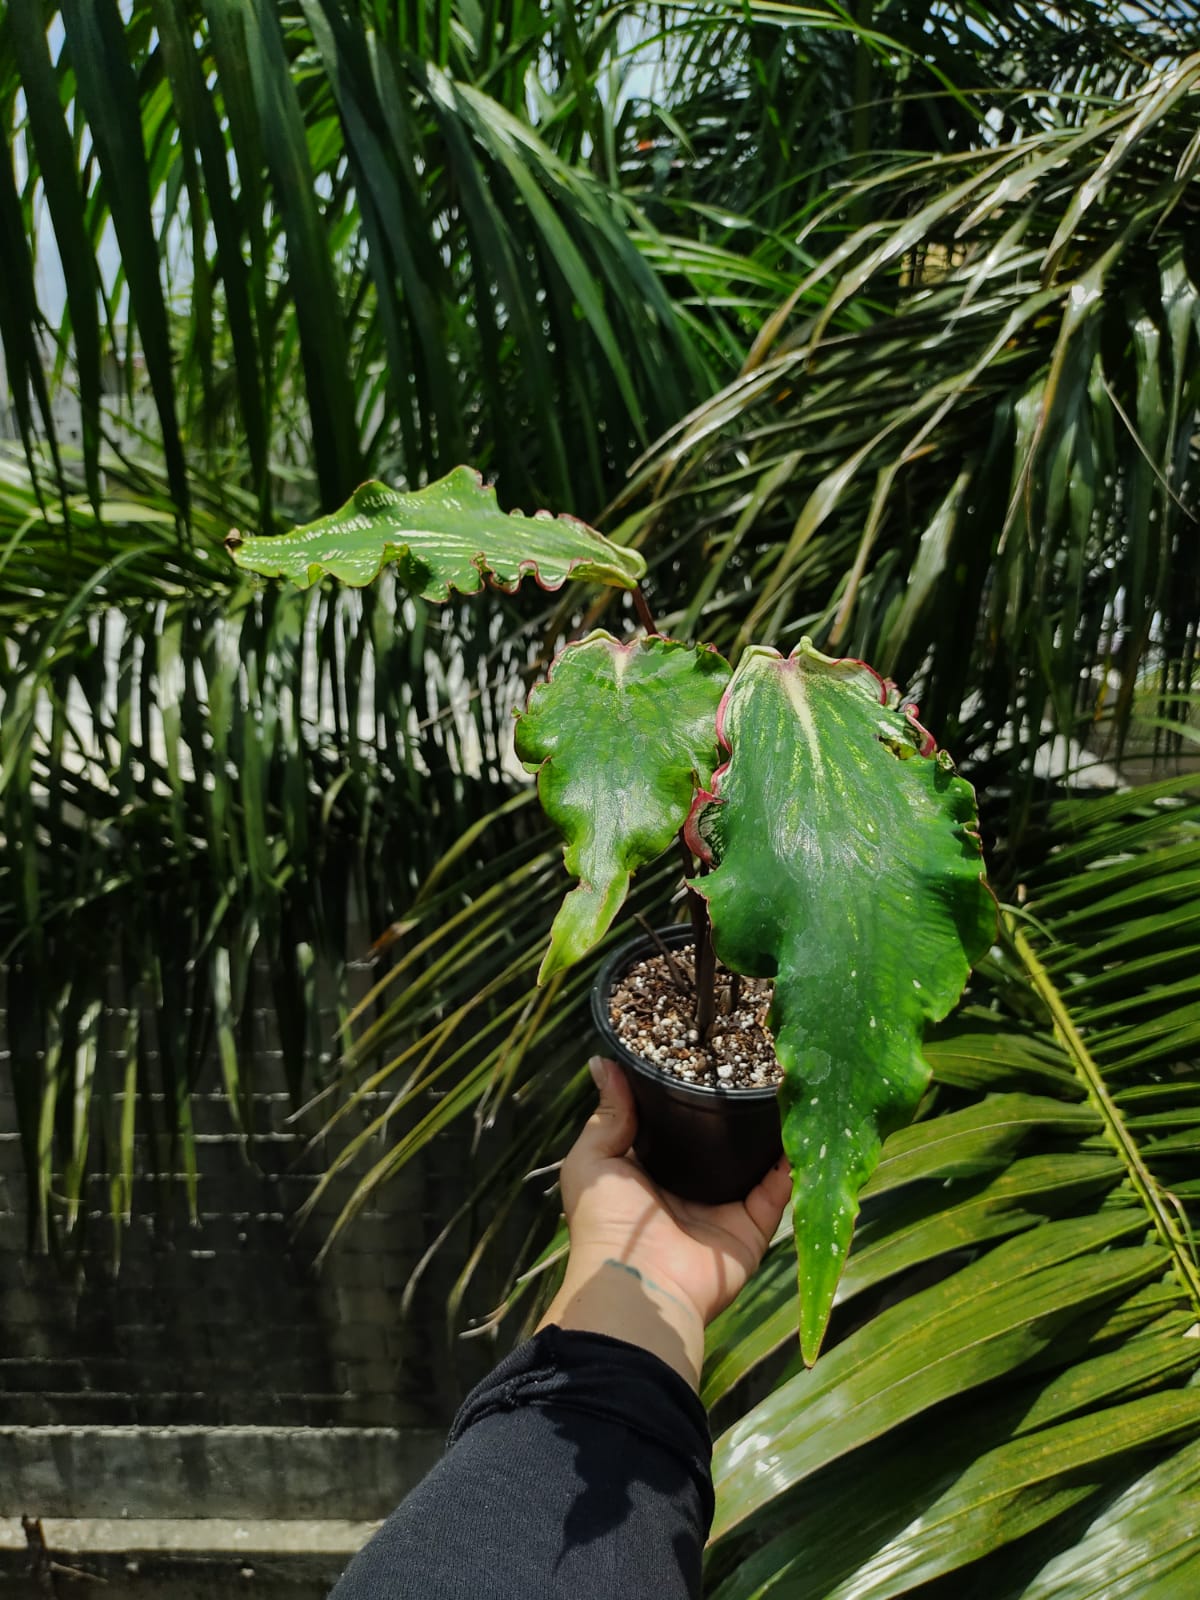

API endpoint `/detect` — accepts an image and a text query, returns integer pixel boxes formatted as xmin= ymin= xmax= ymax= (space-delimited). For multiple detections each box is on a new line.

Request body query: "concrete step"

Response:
xmin=0 ymin=1516 xmax=380 ymax=1596
xmin=0 ymin=1425 xmax=442 ymax=1522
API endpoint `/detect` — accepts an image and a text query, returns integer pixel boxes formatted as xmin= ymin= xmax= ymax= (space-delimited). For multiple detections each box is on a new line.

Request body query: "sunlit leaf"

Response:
xmin=514 ymin=631 xmax=729 ymax=978
xmin=689 ymin=638 xmax=995 ymax=1361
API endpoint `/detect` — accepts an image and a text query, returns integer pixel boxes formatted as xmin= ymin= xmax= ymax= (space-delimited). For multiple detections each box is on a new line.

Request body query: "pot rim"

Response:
xmin=591 ymin=924 xmax=780 ymax=1104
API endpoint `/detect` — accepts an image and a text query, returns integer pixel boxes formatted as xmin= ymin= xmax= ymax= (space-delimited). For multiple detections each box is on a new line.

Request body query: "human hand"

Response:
xmin=536 ymin=1056 xmax=792 ymax=1389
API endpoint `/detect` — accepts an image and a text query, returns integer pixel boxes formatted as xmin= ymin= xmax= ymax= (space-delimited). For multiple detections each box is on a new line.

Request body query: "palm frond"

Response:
xmin=618 ymin=50 xmax=1200 ymax=843
xmin=3 ymin=2 xmax=808 ymax=526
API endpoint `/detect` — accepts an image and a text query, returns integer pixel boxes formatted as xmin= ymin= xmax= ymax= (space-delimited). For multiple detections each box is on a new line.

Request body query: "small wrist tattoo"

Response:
xmin=601 ymin=1258 xmax=698 ymax=1320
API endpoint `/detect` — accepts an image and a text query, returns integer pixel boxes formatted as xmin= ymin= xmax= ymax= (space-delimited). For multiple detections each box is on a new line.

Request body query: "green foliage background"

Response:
xmin=2 ymin=3 xmax=1199 ymax=1593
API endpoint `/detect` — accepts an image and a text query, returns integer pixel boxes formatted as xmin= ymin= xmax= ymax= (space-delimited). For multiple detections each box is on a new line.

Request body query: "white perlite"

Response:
xmin=609 ymin=951 xmax=780 ymax=1090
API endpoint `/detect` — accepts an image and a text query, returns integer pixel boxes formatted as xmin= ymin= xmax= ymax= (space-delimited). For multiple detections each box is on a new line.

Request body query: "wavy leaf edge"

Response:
xmin=226 ymin=465 xmax=647 ymax=595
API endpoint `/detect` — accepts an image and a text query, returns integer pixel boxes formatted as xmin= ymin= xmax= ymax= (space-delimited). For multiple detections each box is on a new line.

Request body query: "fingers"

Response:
xmin=568 ymin=1056 xmax=637 ymax=1166
xmin=742 ymin=1152 xmax=792 ymax=1248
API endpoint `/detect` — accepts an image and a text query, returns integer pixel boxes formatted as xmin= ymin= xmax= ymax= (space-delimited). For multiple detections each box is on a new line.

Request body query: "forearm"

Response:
xmin=329 ymin=1327 xmax=713 ymax=1600
xmin=536 ymin=1251 xmax=705 ymax=1390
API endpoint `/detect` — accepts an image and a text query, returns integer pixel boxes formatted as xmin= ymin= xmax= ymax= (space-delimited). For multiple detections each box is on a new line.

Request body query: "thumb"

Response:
xmin=574 ymin=1056 xmax=636 ymax=1161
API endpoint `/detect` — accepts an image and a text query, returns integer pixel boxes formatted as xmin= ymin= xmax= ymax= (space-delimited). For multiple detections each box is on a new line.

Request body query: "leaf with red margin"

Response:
xmin=685 ymin=639 xmax=995 ymax=1364
xmin=226 ymin=466 xmax=646 ymax=597
xmin=516 ymin=631 xmax=730 ymax=980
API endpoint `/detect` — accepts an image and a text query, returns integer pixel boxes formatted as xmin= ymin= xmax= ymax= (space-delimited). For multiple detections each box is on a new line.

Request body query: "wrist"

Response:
xmin=536 ymin=1250 xmax=706 ymax=1391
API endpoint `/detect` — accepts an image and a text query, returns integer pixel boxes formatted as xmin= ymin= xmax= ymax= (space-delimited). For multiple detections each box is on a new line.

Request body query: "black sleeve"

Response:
xmin=328 ymin=1325 xmax=714 ymax=1600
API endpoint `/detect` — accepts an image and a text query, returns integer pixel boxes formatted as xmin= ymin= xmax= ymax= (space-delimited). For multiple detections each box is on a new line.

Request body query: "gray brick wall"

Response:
xmin=0 ymin=967 xmax=538 ymax=1519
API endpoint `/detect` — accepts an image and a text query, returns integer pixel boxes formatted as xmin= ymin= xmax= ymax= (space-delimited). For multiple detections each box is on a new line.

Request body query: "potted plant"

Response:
xmin=226 ymin=467 xmax=996 ymax=1362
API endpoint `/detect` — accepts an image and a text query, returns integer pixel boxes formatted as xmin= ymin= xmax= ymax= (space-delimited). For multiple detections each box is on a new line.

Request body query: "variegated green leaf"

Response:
xmin=226 ymin=465 xmax=646 ymax=596
xmin=688 ymin=639 xmax=995 ymax=1363
xmin=515 ymin=631 xmax=729 ymax=980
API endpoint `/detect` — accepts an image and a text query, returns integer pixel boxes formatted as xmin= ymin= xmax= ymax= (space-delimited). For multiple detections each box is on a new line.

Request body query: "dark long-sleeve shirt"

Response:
xmin=329 ymin=1325 xmax=714 ymax=1599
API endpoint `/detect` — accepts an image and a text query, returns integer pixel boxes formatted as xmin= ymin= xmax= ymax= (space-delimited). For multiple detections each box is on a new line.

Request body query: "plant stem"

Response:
xmin=634 ymin=913 xmax=690 ymax=993
xmin=633 ymin=584 xmax=656 ymax=633
xmin=678 ymin=832 xmax=716 ymax=1041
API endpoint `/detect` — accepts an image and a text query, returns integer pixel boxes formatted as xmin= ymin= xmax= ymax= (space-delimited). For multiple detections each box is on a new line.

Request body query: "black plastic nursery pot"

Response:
xmin=591 ymin=926 xmax=783 ymax=1205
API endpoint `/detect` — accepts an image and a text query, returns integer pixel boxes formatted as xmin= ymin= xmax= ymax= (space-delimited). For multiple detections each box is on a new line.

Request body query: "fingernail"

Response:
xmin=587 ymin=1056 xmax=609 ymax=1092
